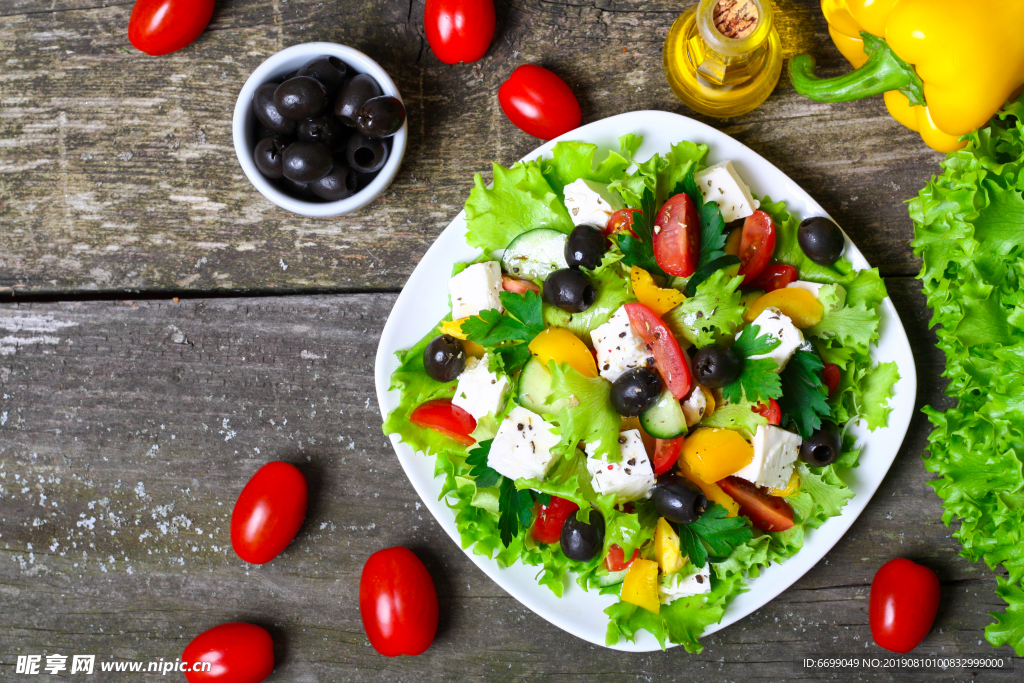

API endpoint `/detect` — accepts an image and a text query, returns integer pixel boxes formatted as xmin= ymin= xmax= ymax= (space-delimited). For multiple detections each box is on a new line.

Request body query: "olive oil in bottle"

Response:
xmin=663 ymin=0 xmax=783 ymax=117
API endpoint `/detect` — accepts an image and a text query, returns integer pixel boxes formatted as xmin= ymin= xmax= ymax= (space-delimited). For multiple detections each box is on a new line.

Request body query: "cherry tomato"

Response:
xmin=737 ymin=210 xmax=776 ymax=284
xmin=360 ymin=547 xmax=439 ymax=657
xmin=605 ymin=544 xmax=639 ymax=572
xmin=423 ymin=0 xmax=495 ymax=65
xmin=498 ymin=65 xmax=582 ymax=140
xmin=717 ymin=476 xmax=795 ymax=533
xmin=753 ymin=399 xmax=781 ymax=425
xmin=128 ymin=0 xmax=215 ymax=56
xmin=823 ymin=363 xmax=841 ymax=398
xmin=502 ymin=275 xmax=541 ymax=295
xmin=605 ymin=208 xmax=639 ymax=238
xmin=749 ymin=264 xmax=798 ymax=292
xmin=230 ymin=462 xmax=307 ymax=565
xmin=623 ymin=303 xmax=692 ymax=399
xmin=532 ymin=496 xmax=579 ymax=544
xmin=182 ymin=622 xmax=274 ymax=683
xmin=652 ymin=193 xmax=700 ymax=277
xmin=652 ymin=437 xmax=683 ymax=475
xmin=869 ymin=558 xmax=940 ymax=653
xmin=410 ymin=399 xmax=477 ymax=446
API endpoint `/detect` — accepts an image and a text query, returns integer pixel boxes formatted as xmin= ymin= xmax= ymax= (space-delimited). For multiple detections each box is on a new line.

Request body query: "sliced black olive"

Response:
xmin=800 ymin=421 xmax=842 ymax=466
xmin=273 ymin=77 xmax=329 ymax=121
xmin=253 ymin=136 xmax=288 ymax=179
xmin=281 ymin=141 xmax=333 ymax=183
xmin=355 ymin=96 xmax=406 ymax=139
xmin=543 ymin=268 xmax=596 ymax=313
xmin=564 ymin=224 xmax=607 ymax=270
xmin=297 ymin=115 xmax=345 ymax=147
xmin=277 ymin=176 xmax=317 ymax=200
xmin=798 ymin=216 xmax=845 ymax=266
xmin=560 ymin=510 xmax=604 ymax=561
xmin=296 ymin=55 xmax=348 ymax=96
xmin=652 ymin=475 xmax=707 ymax=525
xmin=310 ymin=158 xmax=358 ymax=201
xmin=423 ymin=335 xmax=467 ymax=382
xmin=334 ymin=73 xmax=382 ymax=127
xmin=691 ymin=345 xmax=741 ymax=388
xmin=252 ymin=83 xmax=295 ymax=135
xmin=345 ymin=133 xmax=388 ymax=174
xmin=609 ymin=367 xmax=663 ymax=417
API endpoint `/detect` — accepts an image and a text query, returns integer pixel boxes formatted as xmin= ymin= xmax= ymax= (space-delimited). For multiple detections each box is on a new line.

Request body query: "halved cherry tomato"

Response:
xmin=424 ymin=0 xmax=495 ymax=65
xmin=652 ymin=437 xmax=683 ymax=475
xmin=749 ymin=264 xmax=798 ymax=292
xmin=737 ymin=210 xmax=776 ymax=284
xmin=360 ymin=547 xmax=439 ymax=657
xmin=869 ymin=558 xmax=940 ymax=653
xmin=502 ymin=275 xmax=541 ymax=295
xmin=717 ymin=476 xmax=795 ymax=533
xmin=605 ymin=208 xmax=639 ymax=238
xmin=410 ymin=399 xmax=476 ymax=446
xmin=231 ymin=462 xmax=308 ymax=565
xmin=823 ymin=363 xmax=841 ymax=398
xmin=182 ymin=622 xmax=274 ymax=683
xmin=753 ymin=399 xmax=781 ymax=425
xmin=532 ymin=496 xmax=579 ymax=544
xmin=652 ymin=193 xmax=700 ymax=277
xmin=128 ymin=0 xmax=215 ymax=56
xmin=605 ymin=544 xmax=640 ymax=572
xmin=498 ymin=65 xmax=582 ymax=140
xmin=623 ymin=303 xmax=692 ymax=399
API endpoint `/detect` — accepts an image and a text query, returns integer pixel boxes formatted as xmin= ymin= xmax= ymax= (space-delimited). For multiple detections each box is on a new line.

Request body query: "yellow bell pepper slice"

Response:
xmin=677 ymin=457 xmax=740 ymax=517
xmin=744 ymin=288 xmax=824 ymax=329
xmin=630 ymin=266 xmax=685 ymax=316
xmin=768 ymin=470 xmax=801 ymax=497
xmin=654 ymin=518 xmax=685 ymax=575
xmin=621 ymin=558 xmax=661 ymax=614
xmin=528 ymin=328 xmax=598 ymax=378
xmin=681 ymin=428 xmax=753 ymax=485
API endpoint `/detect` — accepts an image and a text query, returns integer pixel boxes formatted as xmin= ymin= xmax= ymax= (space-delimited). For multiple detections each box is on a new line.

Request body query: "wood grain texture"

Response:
xmin=0 ymin=282 xmax=1018 ymax=681
xmin=0 ymin=0 xmax=941 ymax=297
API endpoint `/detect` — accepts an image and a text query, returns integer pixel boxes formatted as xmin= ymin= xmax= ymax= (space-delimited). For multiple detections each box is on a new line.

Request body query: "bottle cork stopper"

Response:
xmin=713 ymin=0 xmax=759 ymax=39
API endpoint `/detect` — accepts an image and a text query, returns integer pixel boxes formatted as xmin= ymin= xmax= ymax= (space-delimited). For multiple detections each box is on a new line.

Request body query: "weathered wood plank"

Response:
xmin=0 ymin=282 xmax=1017 ymax=680
xmin=0 ymin=0 xmax=940 ymax=296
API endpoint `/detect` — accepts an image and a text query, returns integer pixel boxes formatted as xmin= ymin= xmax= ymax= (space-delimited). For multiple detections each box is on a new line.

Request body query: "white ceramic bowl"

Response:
xmin=232 ymin=42 xmax=407 ymax=217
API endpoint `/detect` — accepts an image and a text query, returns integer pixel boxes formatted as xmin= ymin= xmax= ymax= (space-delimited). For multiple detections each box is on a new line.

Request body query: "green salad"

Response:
xmin=384 ymin=135 xmax=899 ymax=651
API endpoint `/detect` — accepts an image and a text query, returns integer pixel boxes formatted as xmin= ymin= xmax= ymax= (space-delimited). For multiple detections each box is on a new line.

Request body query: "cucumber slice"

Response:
xmin=517 ymin=357 xmax=569 ymax=416
xmin=640 ymin=389 xmax=688 ymax=439
xmin=599 ymin=568 xmax=629 ymax=587
xmin=502 ymin=229 xmax=569 ymax=280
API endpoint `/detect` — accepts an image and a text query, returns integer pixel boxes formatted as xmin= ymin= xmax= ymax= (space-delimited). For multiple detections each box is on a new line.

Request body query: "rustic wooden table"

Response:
xmin=1 ymin=0 xmax=1018 ymax=680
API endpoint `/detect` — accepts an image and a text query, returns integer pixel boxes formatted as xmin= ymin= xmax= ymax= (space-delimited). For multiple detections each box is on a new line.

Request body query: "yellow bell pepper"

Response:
xmin=680 ymin=428 xmax=753 ymax=484
xmin=744 ymin=289 xmax=824 ymax=329
xmin=654 ymin=518 xmax=685 ymax=574
xmin=677 ymin=456 xmax=740 ymax=517
xmin=621 ymin=558 xmax=661 ymax=614
xmin=630 ymin=266 xmax=685 ymax=316
xmin=768 ymin=470 xmax=801 ymax=498
xmin=438 ymin=319 xmax=485 ymax=357
xmin=528 ymin=328 xmax=598 ymax=378
xmin=791 ymin=0 xmax=1024 ymax=152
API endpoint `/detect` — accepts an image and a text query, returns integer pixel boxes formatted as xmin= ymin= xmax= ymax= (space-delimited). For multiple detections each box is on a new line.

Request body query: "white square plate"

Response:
xmin=374 ymin=111 xmax=917 ymax=651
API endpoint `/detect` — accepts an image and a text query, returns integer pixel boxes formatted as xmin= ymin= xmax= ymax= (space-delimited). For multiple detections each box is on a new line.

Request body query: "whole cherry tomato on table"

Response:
xmin=498 ymin=65 xmax=582 ymax=140
xmin=652 ymin=193 xmax=700 ymax=278
xmin=749 ymin=264 xmax=798 ymax=292
xmin=231 ymin=461 xmax=307 ymax=565
xmin=360 ymin=547 xmax=439 ymax=657
xmin=623 ymin=303 xmax=692 ymax=399
xmin=424 ymin=0 xmax=495 ymax=65
xmin=737 ymin=210 xmax=777 ymax=284
xmin=532 ymin=495 xmax=579 ymax=544
xmin=410 ymin=399 xmax=477 ymax=445
xmin=182 ymin=622 xmax=274 ymax=683
xmin=869 ymin=558 xmax=940 ymax=653
xmin=128 ymin=0 xmax=215 ymax=56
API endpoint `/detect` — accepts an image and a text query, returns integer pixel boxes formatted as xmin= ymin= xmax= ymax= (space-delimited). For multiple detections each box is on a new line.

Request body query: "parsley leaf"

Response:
xmin=497 ymin=477 xmax=536 ymax=547
xmin=677 ymin=502 xmax=753 ymax=567
xmin=461 ymin=290 xmax=545 ymax=373
xmin=466 ymin=439 xmax=500 ymax=490
xmin=617 ymin=187 xmax=668 ymax=279
xmin=681 ymin=166 xmax=728 ymax=269
xmin=777 ymin=350 xmax=831 ymax=438
xmin=721 ymin=324 xmax=783 ymax=405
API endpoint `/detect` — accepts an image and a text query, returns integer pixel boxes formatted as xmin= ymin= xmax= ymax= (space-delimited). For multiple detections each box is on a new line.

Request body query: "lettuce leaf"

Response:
xmin=664 ymin=269 xmax=745 ymax=347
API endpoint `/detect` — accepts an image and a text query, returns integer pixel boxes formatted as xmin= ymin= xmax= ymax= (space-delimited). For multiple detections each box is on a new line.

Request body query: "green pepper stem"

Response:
xmin=789 ymin=32 xmax=925 ymax=107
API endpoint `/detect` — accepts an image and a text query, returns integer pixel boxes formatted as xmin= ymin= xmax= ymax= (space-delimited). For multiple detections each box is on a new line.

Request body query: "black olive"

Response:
xmin=334 ymin=73 xmax=382 ymax=127
xmin=564 ymin=225 xmax=607 ymax=270
xmin=345 ymin=133 xmax=388 ymax=174
xmin=253 ymin=136 xmax=288 ymax=179
xmin=609 ymin=367 xmax=663 ymax=417
xmin=297 ymin=115 xmax=346 ymax=147
xmin=652 ymin=475 xmax=707 ymax=525
xmin=560 ymin=510 xmax=604 ymax=561
xmin=355 ymin=96 xmax=407 ymax=139
xmin=281 ymin=141 xmax=333 ymax=183
xmin=296 ymin=55 xmax=348 ymax=96
xmin=274 ymin=77 xmax=329 ymax=121
xmin=543 ymin=268 xmax=596 ymax=313
xmin=277 ymin=176 xmax=317 ymax=200
xmin=423 ymin=335 xmax=467 ymax=382
xmin=691 ymin=345 xmax=741 ymax=388
xmin=800 ymin=421 xmax=842 ymax=466
xmin=255 ymin=123 xmax=280 ymax=140
xmin=252 ymin=83 xmax=295 ymax=135
xmin=310 ymin=158 xmax=358 ymax=201
xmin=798 ymin=216 xmax=845 ymax=266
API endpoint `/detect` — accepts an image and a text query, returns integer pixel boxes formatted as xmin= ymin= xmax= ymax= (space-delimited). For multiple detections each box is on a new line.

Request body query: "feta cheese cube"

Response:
xmin=448 ymin=261 xmax=503 ymax=320
xmin=585 ymin=429 xmax=656 ymax=502
xmin=742 ymin=307 xmax=805 ymax=372
xmin=787 ymin=280 xmax=846 ymax=309
xmin=452 ymin=354 xmax=509 ymax=421
xmin=659 ymin=564 xmax=712 ymax=604
xmin=590 ymin=307 xmax=653 ymax=383
xmin=682 ymin=386 xmax=708 ymax=428
xmin=563 ymin=178 xmax=624 ymax=228
xmin=733 ymin=424 xmax=802 ymax=490
xmin=487 ymin=406 xmax=561 ymax=481
xmin=693 ymin=160 xmax=760 ymax=223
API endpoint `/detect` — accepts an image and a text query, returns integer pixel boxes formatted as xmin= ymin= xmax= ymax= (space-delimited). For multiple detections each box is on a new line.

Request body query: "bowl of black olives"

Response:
xmin=232 ymin=42 xmax=408 ymax=217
